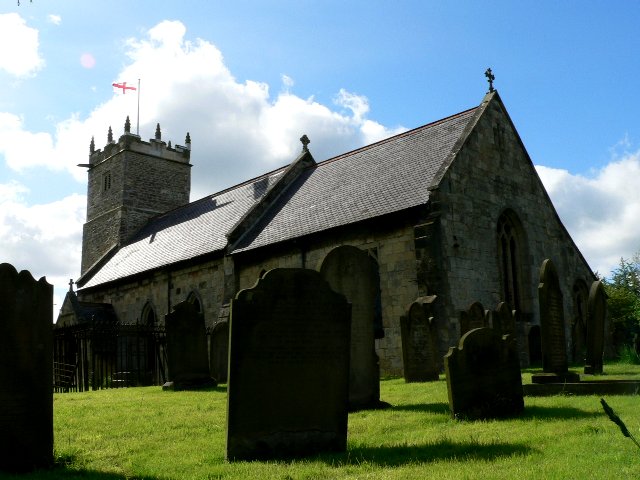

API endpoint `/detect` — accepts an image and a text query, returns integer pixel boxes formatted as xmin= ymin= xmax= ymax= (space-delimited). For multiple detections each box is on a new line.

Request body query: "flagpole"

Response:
xmin=136 ymin=79 xmax=140 ymax=135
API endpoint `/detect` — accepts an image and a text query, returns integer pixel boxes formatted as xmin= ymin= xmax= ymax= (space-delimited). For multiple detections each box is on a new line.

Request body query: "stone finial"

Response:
xmin=300 ymin=134 xmax=310 ymax=152
xmin=485 ymin=68 xmax=495 ymax=93
xmin=185 ymin=132 xmax=191 ymax=150
xmin=107 ymin=126 xmax=114 ymax=143
xmin=124 ymin=116 xmax=131 ymax=134
xmin=168 ymin=140 xmax=172 ymax=148
xmin=68 ymin=279 xmax=74 ymax=292
xmin=90 ymin=136 xmax=95 ymax=154
xmin=155 ymin=123 xmax=161 ymax=140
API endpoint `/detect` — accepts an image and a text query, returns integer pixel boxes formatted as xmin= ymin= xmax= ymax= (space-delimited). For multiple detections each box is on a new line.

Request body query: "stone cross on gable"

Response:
xmin=300 ymin=134 xmax=310 ymax=152
xmin=485 ymin=68 xmax=495 ymax=93
xmin=68 ymin=278 xmax=74 ymax=292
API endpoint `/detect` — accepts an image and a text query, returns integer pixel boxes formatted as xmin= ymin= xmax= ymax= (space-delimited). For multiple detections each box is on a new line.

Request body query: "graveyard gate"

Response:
xmin=53 ymin=321 xmax=173 ymax=391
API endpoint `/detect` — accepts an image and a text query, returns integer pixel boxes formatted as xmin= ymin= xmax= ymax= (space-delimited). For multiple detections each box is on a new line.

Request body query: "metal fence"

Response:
xmin=53 ymin=321 xmax=168 ymax=392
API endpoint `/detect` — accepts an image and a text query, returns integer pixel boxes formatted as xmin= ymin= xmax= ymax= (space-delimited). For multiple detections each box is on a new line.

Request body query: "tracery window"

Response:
xmin=141 ymin=302 xmax=156 ymax=326
xmin=497 ymin=210 xmax=524 ymax=312
xmin=186 ymin=291 xmax=202 ymax=313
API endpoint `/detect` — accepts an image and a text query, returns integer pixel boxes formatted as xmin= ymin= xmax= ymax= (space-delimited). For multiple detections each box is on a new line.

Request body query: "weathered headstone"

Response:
xmin=226 ymin=268 xmax=351 ymax=461
xmin=492 ymin=302 xmax=516 ymax=337
xmin=584 ymin=280 xmax=607 ymax=375
xmin=0 ymin=263 xmax=53 ymax=473
xmin=210 ymin=319 xmax=229 ymax=383
xmin=444 ymin=327 xmax=523 ymax=420
xmin=400 ymin=296 xmax=439 ymax=382
xmin=460 ymin=301 xmax=488 ymax=337
xmin=532 ymin=259 xmax=580 ymax=383
xmin=163 ymin=301 xmax=217 ymax=390
xmin=320 ymin=245 xmax=384 ymax=410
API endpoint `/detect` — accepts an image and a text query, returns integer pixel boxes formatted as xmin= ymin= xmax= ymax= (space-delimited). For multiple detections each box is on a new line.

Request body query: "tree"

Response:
xmin=603 ymin=255 xmax=640 ymax=353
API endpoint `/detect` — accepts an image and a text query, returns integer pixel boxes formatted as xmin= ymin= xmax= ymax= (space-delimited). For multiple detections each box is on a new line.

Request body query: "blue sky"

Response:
xmin=2 ymin=1 xmax=640 ymax=312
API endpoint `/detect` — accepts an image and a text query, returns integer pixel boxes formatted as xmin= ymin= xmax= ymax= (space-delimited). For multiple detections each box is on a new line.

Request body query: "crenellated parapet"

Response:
xmin=82 ymin=118 xmax=191 ymax=169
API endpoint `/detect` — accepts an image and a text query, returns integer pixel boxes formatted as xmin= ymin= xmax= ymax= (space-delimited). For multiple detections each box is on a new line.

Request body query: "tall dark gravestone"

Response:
xmin=532 ymin=259 xmax=580 ymax=383
xmin=210 ymin=320 xmax=229 ymax=383
xmin=460 ymin=301 xmax=488 ymax=337
xmin=320 ymin=245 xmax=383 ymax=410
xmin=584 ymin=280 xmax=607 ymax=375
xmin=0 ymin=263 xmax=53 ymax=473
xmin=444 ymin=327 xmax=523 ymax=420
xmin=492 ymin=302 xmax=516 ymax=337
xmin=226 ymin=268 xmax=351 ymax=461
xmin=401 ymin=296 xmax=439 ymax=382
xmin=163 ymin=301 xmax=217 ymax=390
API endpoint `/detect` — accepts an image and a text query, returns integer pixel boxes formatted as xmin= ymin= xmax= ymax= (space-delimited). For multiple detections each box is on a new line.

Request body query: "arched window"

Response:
xmin=186 ymin=291 xmax=202 ymax=314
xmin=497 ymin=210 xmax=527 ymax=314
xmin=141 ymin=302 xmax=156 ymax=326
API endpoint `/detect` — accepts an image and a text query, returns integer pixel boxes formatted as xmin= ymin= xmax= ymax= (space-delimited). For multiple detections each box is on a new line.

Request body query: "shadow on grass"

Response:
xmin=2 ymin=454 xmax=160 ymax=480
xmin=392 ymin=402 xmax=450 ymax=415
xmin=321 ymin=439 xmax=535 ymax=466
xmin=521 ymin=405 xmax=593 ymax=420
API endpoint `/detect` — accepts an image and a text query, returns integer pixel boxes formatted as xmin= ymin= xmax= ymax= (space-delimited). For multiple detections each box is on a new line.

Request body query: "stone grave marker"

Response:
xmin=210 ymin=319 xmax=229 ymax=383
xmin=0 ymin=263 xmax=53 ymax=473
xmin=460 ymin=301 xmax=488 ymax=337
xmin=444 ymin=327 xmax=523 ymax=420
xmin=400 ymin=296 xmax=439 ymax=382
xmin=532 ymin=259 xmax=580 ymax=383
xmin=492 ymin=302 xmax=516 ymax=337
xmin=320 ymin=245 xmax=384 ymax=410
xmin=163 ymin=301 xmax=217 ymax=390
xmin=584 ymin=280 xmax=606 ymax=375
xmin=226 ymin=268 xmax=351 ymax=461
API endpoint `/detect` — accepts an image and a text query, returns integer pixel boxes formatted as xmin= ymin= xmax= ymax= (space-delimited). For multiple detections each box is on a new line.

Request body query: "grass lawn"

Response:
xmin=6 ymin=363 xmax=640 ymax=479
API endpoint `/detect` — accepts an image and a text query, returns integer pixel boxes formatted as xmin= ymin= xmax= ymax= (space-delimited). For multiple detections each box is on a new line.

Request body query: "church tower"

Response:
xmin=79 ymin=117 xmax=192 ymax=275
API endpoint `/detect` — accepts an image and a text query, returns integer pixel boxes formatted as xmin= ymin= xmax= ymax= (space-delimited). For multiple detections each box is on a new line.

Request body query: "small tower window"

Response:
xmin=103 ymin=172 xmax=112 ymax=192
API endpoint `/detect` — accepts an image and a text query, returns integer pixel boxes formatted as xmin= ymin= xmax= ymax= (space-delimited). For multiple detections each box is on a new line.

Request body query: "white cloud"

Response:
xmin=0 ymin=13 xmax=44 ymax=77
xmin=48 ymin=14 xmax=62 ymax=26
xmin=536 ymin=153 xmax=640 ymax=278
xmin=0 ymin=185 xmax=85 ymax=318
xmin=0 ymin=19 xmax=406 ymax=200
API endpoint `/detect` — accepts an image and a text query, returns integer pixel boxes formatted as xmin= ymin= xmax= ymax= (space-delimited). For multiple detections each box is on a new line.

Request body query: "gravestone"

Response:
xmin=0 ymin=263 xmax=53 ymax=473
xmin=584 ymin=280 xmax=607 ymax=375
xmin=320 ymin=245 xmax=384 ymax=410
xmin=444 ymin=327 xmax=523 ymax=420
xmin=163 ymin=301 xmax=217 ymax=390
xmin=492 ymin=302 xmax=516 ymax=337
xmin=460 ymin=301 xmax=488 ymax=337
xmin=532 ymin=259 xmax=580 ymax=383
xmin=400 ymin=296 xmax=439 ymax=382
xmin=210 ymin=319 xmax=229 ymax=383
xmin=226 ymin=268 xmax=351 ymax=461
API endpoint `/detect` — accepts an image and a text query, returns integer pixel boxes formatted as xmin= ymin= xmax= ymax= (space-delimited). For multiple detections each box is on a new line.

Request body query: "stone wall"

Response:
xmin=79 ymin=257 xmax=225 ymax=329
xmin=431 ymin=94 xmax=595 ymax=362
xmin=234 ymin=214 xmax=421 ymax=376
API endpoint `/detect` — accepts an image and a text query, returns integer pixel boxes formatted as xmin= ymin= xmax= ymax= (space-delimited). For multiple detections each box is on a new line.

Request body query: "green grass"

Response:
xmin=6 ymin=364 xmax=640 ymax=480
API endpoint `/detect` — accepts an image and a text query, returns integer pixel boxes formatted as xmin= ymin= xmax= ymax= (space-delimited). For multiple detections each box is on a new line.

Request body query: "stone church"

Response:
xmin=57 ymin=89 xmax=595 ymax=378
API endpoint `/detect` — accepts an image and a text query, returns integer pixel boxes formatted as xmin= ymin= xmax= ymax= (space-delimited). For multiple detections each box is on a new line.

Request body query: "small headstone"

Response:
xmin=492 ymin=302 xmax=516 ymax=337
xmin=226 ymin=268 xmax=351 ymax=461
xmin=584 ymin=280 xmax=607 ymax=375
xmin=400 ymin=296 xmax=439 ymax=382
xmin=532 ymin=259 xmax=580 ymax=383
xmin=163 ymin=301 xmax=217 ymax=390
xmin=210 ymin=319 xmax=229 ymax=383
xmin=460 ymin=301 xmax=488 ymax=337
xmin=444 ymin=327 xmax=523 ymax=420
xmin=320 ymin=245 xmax=384 ymax=410
xmin=0 ymin=263 xmax=53 ymax=473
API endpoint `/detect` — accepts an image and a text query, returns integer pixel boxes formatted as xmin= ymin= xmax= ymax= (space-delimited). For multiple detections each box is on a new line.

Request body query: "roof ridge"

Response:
xmin=316 ymin=106 xmax=479 ymax=168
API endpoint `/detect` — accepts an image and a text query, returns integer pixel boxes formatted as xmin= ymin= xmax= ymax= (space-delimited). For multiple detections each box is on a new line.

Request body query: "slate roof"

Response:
xmin=79 ymin=105 xmax=478 ymax=290
xmin=231 ymin=107 xmax=478 ymax=252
